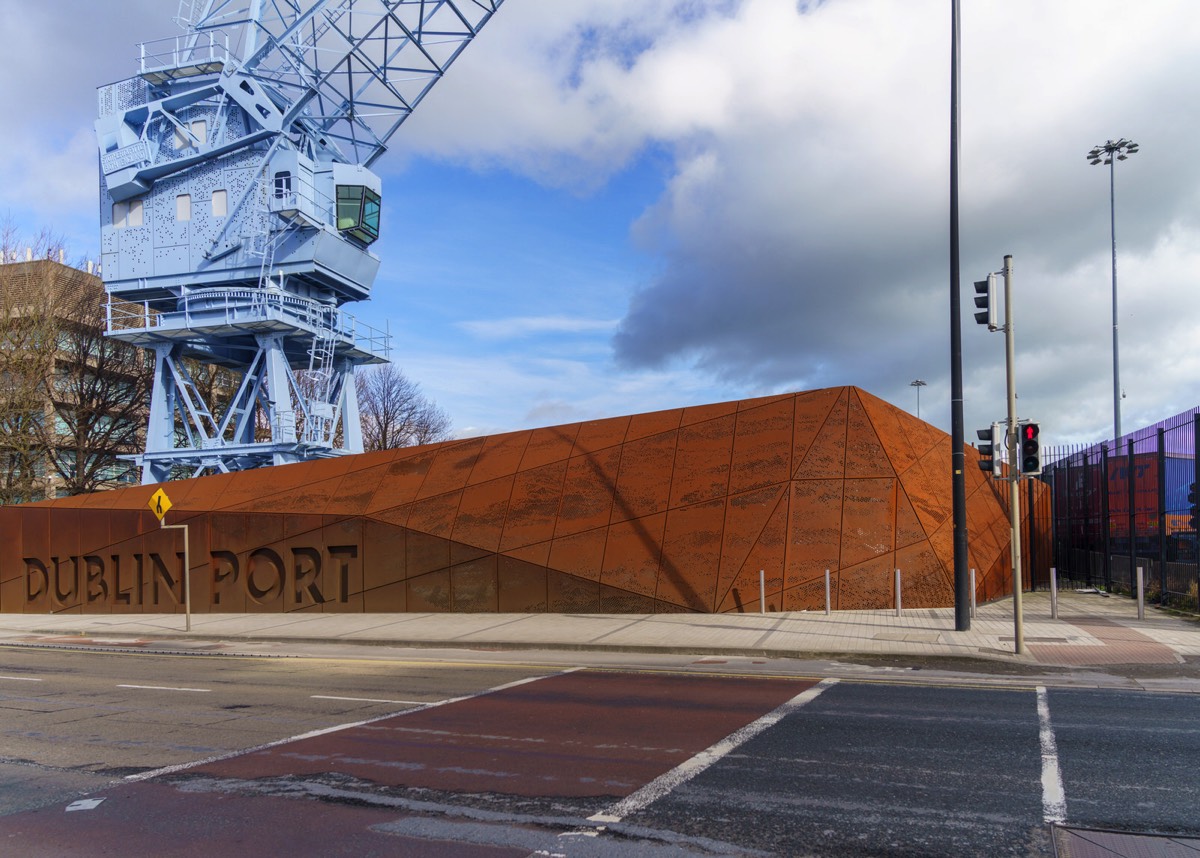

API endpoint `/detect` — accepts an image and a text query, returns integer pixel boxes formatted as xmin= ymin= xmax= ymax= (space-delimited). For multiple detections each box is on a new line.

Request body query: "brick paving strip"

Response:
xmin=1028 ymin=617 xmax=1182 ymax=666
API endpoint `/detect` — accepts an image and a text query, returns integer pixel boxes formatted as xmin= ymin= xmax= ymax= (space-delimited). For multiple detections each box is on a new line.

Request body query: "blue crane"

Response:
xmin=96 ymin=0 xmax=505 ymax=484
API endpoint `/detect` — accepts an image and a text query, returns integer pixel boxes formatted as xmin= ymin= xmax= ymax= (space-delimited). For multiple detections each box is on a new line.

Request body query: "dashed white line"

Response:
xmin=0 ymin=675 xmax=43 ymax=682
xmin=117 ymin=684 xmax=210 ymax=693
xmin=1036 ymin=686 xmax=1067 ymax=824
xmin=587 ymin=677 xmax=840 ymax=825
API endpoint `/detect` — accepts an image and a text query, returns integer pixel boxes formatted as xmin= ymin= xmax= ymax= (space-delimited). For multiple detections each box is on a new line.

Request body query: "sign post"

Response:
xmin=148 ymin=489 xmax=190 ymax=632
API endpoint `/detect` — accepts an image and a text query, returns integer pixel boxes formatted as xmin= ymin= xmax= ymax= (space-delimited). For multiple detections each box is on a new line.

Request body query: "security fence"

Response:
xmin=1041 ymin=407 xmax=1200 ymax=612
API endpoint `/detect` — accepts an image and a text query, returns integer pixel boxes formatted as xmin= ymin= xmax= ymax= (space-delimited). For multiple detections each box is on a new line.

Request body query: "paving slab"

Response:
xmin=1 ymin=592 xmax=1196 ymax=673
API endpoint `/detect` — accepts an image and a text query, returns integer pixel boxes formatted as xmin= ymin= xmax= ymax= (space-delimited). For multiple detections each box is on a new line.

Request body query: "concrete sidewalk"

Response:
xmin=1 ymin=590 xmax=1197 ymax=671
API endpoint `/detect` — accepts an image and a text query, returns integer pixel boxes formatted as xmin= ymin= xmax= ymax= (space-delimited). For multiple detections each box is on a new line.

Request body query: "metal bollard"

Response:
xmin=1050 ymin=567 xmax=1058 ymax=619
xmin=969 ymin=567 xmax=976 ymax=619
xmin=759 ymin=569 xmax=765 ymax=615
xmin=1136 ymin=566 xmax=1144 ymax=620
xmin=824 ymin=569 xmax=831 ymax=616
xmin=895 ymin=568 xmax=902 ymax=617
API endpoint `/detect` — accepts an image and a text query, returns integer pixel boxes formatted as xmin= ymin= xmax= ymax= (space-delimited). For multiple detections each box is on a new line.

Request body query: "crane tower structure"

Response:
xmin=97 ymin=0 xmax=504 ymax=484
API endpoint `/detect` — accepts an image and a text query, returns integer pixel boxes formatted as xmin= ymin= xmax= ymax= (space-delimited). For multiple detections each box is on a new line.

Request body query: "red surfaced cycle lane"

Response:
xmin=0 ymin=670 xmax=818 ymax=856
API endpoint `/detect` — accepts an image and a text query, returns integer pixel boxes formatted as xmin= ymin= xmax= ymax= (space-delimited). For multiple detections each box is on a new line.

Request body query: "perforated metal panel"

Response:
xmin=1 ymin=387 xmax=1035 ymax=615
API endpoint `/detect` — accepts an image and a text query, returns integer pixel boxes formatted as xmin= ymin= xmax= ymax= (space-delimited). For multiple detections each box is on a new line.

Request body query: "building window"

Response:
xmin=176 ymin=194 xmax=192 ymax=221
xmin=274 ymin=171 xmax=292 ymax=200
xmin=212 ymin=189 xmax=227 ymax=218
xmin=112 ymin=199 xmax=144 ymax=228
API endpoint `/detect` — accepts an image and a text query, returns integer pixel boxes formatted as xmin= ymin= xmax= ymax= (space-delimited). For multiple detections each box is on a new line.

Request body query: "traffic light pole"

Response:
xmin=1002 ymin=254 xmax=1025 ymax=655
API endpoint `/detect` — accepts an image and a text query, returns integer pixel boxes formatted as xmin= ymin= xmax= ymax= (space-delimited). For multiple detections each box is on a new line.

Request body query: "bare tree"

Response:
xmin=0 ymin=227 xmax=67 ymax=502
xmin=0 ymin=226 xmax=158 ymax=498
xmin=355 ymin=363 xmax=452 ymax=451
xmin=38 ymin=284 xmax=153 ymax=494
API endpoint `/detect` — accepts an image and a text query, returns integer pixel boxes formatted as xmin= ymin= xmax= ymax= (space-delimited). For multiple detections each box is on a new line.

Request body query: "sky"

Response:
xmin=1 ymin=0 xmax=1198 ymax=450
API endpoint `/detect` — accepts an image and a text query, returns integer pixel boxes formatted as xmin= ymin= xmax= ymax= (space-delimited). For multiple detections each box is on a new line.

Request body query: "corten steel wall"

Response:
xmin=0 ymin=387 xmax=1028 ymax=615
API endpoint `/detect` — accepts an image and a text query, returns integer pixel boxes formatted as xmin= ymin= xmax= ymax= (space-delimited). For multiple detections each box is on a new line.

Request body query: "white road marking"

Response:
xmin=0 ymin=675 xmax=43 ymax=682
xmin=1036 ymin=686 xmax=1067 ymax=824
xmin=117 ymin=684 xmax=210 ymax=693
xmin=586 ymin=677 xmax=839 ymax=825
xmin=65 ymin=798 xmax=106 ymax=812
xmin=125 ymin=667 xmax=582 ymax=783
xmin=312 ymin=695 xmax=434 ymax=705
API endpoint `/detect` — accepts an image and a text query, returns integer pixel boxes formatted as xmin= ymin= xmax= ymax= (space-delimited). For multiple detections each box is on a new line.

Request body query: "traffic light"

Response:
xmin=973 ymin=273 xmax=997 ymax=330
xmin=1189 ymin=482 xmax=1198 ymax=531
xmin=1018 ymin=421 xmax=1041 ymax=475
xmin=976 ymin=422 xmax=1003 ymax=477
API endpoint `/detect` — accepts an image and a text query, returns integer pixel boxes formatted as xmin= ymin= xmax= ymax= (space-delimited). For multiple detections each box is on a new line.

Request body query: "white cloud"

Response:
xmin=399 ymin=0 xmax=1200 ymax=446
xmin=3 ymin=0 xmax=1198 ymax=450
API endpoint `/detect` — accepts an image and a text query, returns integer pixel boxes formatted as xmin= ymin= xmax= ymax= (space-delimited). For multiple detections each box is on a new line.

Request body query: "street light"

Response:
xmin=1087 ymin=137 xmax=1139 ymax=443
xmin=910 ymin=379 xmax=927 ymax=419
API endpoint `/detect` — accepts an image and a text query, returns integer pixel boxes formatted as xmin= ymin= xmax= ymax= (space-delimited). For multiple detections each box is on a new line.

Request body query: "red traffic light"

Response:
xmin=1019 ymin=421 xmax=1041 ymax=474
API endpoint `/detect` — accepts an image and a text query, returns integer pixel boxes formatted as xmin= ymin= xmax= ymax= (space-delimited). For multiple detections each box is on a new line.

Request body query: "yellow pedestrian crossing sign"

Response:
xmin=148 ymin=488 xmax=173 ymax=521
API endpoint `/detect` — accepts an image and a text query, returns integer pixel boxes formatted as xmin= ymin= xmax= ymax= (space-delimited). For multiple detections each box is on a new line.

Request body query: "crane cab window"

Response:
xmin=274 ymin=171 xmax=292 ymax=199
xmin=336 ymin=185 xmax=380 ymax=245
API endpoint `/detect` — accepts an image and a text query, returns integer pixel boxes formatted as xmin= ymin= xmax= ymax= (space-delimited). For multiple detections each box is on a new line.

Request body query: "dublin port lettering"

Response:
xmin=23 ymin=545 xmax=359 ymax=610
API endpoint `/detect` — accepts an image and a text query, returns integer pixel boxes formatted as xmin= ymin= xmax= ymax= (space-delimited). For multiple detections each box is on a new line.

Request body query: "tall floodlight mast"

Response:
xmin=97 ymin=0 xmax=505 ymax=484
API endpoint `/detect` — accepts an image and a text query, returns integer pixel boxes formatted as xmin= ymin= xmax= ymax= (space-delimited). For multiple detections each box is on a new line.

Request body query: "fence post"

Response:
xmin=1027 ymin=477 xmax=1039 ymax=589
xmin=895 ymin=568 xmax=902 ymax=617
xmin=1050 ymin=567 xmax=1058 ymax=619
xmin=824 ymin=569 xmax=831 ymax=616
xmin=1128 ymin=439 xmax=1137 ymax=595
xmin=969 ymin=568 xmax=976 ymax=619
xmin=1136 ymin=565 xmax=1145 ymax=620
xmin=1195 ymin=415 xmax=1200 ymax=612
xmin=1157 ymin=427 xmax=1167 ymax=603
xmin=1101 ymin=443 xmax=1111 ymax=592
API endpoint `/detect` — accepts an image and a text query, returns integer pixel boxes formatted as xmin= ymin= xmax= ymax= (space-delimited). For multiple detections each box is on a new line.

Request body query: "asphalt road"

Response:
xmin=0 ymin=643 xmax=1197 ymax=857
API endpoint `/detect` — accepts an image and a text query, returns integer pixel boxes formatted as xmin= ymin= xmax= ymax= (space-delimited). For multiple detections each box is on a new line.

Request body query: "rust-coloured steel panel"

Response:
xmin=500 ymin=461 xmax=568 ymax=552
xmin=451 ymin=556 xmax=499 ymax=612
xmin=715 ymin=485 xmax=786 ymax=607
xmin=416 ymin=438 xmax=486 ymax=501
xmin=625 ymin=406 xmax=684 ymax=444
xmin=670 ymin=414 xmax=736 ymax=509
xmin=572 ymin=415 xmax=630 ymax=456
xmin=600 ymin=514 xmax=667 ymax=598
xmin=554 ymin=448 xmax=621 ymax=538
xmin=0 ymin=386 xmax=1034 ymax=615
xmin=453 ymin=476 xmax=516 ymax=551
xmin=362 ymin=448 xmax=436 ymax=515
xmin=658 ymin=499 xmax=726 ymax=611
xmin=720 ymin=491 xmax=790 ymax=612
xmin=406 ymin=490 xmax=461 ymax=540
xmin=795 ymin=388 xmax=849 ymax=479
xmin=839 ymin=478 xmax=896 ymax=569
xmin=609 ymin=431 xmax=677 ymax=524
xmin=465 ymin=431 xmax=529 ymax=486
xmin=497 ymin=556 xmax=548 ymax=612
xmin=547 ymin=528 xmax=607 ymax=583
xmin=729 ymin=398 xmax=795 ymax=496
xmin=519 ymin=425 xmax=579 ymax=472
